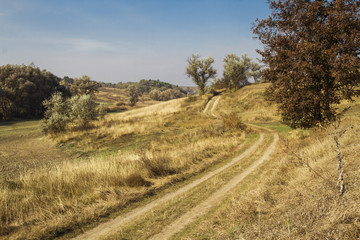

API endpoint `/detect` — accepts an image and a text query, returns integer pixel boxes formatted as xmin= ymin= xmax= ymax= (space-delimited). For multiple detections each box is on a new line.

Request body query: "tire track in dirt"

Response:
xmin=72 ymin=132 xmax=264 ymax=240
xmin=202 ymin=98 xmax=213 ymax=114
xmin=203 ymin=95 xmax=221 ymax=118
xmin=150 ymin=130 xmax=279 ymax=240
xmin=210 ymin=96 xmax=221 ymax=118
xmin=73 ymin=95 xmax=273 ymax=240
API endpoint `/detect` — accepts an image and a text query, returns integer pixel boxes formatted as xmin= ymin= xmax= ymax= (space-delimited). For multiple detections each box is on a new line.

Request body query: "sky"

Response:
xmin=0 ymin=0 xmax=271 ymax=86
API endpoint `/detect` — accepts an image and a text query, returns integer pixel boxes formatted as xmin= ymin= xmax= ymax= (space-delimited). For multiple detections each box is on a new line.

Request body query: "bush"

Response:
xmin=149 ymin=89 xmax=161 ymax=101
xmin=42 ymin=93 xmax=104 ymax=133
xmin=149 ymin=88 xmax=185 ymax=101
xmin=222 ymin=113 xmax=247 ymax=130
xmin=41 ymin=92 xmax=70 ymax=134
xmin=128 ymin=86 xmax=141 ymax=106
xmin=69 ymin=95 xmax=97 ymax=128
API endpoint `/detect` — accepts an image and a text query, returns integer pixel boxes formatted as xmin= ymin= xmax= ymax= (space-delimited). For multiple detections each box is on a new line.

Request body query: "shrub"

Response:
xmin=41 ymin=92 xmax=70 ymax=134
xmin=128 ymin=86 xmax=141 ymax=106
xmin=149 ymin=89 xmax=161 ymax=101
xmin=140 ymin=154 xmax=177 ymax=177
xmin=222 ymin=113 xmax=247 ymax=130
xmin=69 ymin=94 xmax=98 ymax=129
xmin=42 ymin=93 xmax=103 ymax=133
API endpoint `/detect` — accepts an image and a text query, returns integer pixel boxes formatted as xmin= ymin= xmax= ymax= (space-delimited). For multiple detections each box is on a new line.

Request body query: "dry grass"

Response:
xmin=216 ymin=84 xmax=281 ymax=123
xmin=178 ymin=98 xmax=360 ymax=240
xmin=95 ymin=87 xmax=160 ymax=112
xmin=0 ymin=121 xmax=71 ymax=180
xmin=0 ymin=94 xmax=246 ymax=239
xmin=3 ymin=84 xmax=358 ymax=239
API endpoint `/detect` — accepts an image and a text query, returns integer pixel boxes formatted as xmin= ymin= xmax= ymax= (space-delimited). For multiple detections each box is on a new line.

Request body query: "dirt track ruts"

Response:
xmin=150 ymin=130 xmax=279 ymax=239
xmin=73 ymin=135 xmax=264 ymax=240
xmin=73 ymin=96 xmax=277 ymax=240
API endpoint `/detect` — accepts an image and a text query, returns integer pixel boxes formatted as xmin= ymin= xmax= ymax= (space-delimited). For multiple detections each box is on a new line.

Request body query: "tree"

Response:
xmin=69 ymin=94 xmax=98 ymax=128
xmin=71 ymin=75 xmax=100 ymax=96
xmin=42 ymin=93 xmax=102 ymax=133
xmin=41 ymin=92 xmax=70 ymax=133
xmin=250 ymin=62 xmax=263 ymax=83
xmin=128 ymin=86 xmax=141 ymax=106
xmin=0 ymin=64 xmax=68 ymax=120
xmin=186 ymin=54 xmax=217 ymax=95
xmin=223 ymin=54 xmax=252 ymax=89
xmin=253 ymin=0 xmax=360 ymax=128
xmin=149 ymin=89 xmax=161 ymax=101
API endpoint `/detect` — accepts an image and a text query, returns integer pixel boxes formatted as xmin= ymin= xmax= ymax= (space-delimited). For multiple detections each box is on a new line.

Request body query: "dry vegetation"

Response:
xmin=95 ymin=87 xmax=160 ymax=112
xmin=176 ymin=92 xmax=360 ymax=239
xmin=215 ymin=83 xmax=281 ymax=123
xmin=0 ymin=92 xmax=248 ymax=239
xmin=1 ymin=84 xmax=359 ymax=239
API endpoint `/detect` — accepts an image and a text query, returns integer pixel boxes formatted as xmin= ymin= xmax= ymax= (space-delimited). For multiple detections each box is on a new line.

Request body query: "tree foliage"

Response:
xmin=186 ymin=54 xmax=217 ymax=95
xmin=101 ymin=79 xmax=187 ymax=95
xmin=69 ymin=94 xmax=98 ymax=128
xmin=223 ymin=54 xmax=252 ymax=89
xmin=250 ymin=62 xmax=263 ymax=83
xmin=41 ymin=92 xmax=70 ymax=133
xmin=70 ymin=75 xmax=100 ymax=96
xmin=149 ymin=88 xmax=185 ymax=101
xmin=128 ymin=86 xmax=141 ymax=106
xmin=253 ymin=0 xmax=360 ymax=128
xmin=0 ymin=64 xmax=68 ymax=120
xmin=42 ymin=93 xmax=101 ymax=134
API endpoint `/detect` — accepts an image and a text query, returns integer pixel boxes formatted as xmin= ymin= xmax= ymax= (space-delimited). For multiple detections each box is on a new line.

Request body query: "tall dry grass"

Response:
xmin=180 ymin=105 xmax=360 ymax=239
xmin=217 ymin=84 xmax=281 ymax=123
xmin=0 ymin=94 xmax=246 ymax=239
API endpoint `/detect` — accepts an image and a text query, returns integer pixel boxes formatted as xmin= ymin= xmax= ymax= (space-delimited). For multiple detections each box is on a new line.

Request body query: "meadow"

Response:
xmin=0 ymin=87 xmax=248 ymax=239
xmin=1 ymin=84 xmax=359 ymax=239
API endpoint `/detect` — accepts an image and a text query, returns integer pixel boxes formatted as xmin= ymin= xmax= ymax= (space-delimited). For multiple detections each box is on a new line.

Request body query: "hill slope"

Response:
xmin=1 ymin=83 xmax=359 ymax=239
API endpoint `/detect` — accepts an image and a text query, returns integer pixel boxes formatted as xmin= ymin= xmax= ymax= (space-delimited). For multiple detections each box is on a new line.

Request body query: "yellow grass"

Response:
xmin=2 ymin=84 xmax=359 ymax=239
xmin=216 ymin=84 xmax=281 ymax=123
xmin=177 ymin=97 xmax=360 ymax=240
xmin=0 ymin=94 xmax=246 ymax=239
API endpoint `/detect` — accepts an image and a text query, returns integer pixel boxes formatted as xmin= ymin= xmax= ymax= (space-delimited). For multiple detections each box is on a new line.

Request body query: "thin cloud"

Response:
xmin=60 ymin=38 xmax=115 ymax=53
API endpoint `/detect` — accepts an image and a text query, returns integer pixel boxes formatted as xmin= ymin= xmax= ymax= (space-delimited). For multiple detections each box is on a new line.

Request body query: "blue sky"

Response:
xmin=0 ymin=0 xmax=271 ymax=86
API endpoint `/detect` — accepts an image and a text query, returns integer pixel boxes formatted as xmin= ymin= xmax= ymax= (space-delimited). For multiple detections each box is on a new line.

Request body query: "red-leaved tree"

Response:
xmin=253 ymin=0 xmax=360 ymax=128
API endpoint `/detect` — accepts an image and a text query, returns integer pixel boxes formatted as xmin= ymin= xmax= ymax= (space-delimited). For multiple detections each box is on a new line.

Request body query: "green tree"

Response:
xmin=69 ymin=94 xmax=98 ymax=128
xmin=128 ymin=86 xmax=141 ymax=106
xmin=0 ymin=64 xmax=67 ymax=120
xmin=250 ymin=62 xmax=263 ymax=83
xmin=149 ymin=89 xmax=161 ymax=101
xmin=42 ymin=93 xmax=103 ymax=133
xmin=71 ymin=75 xmax=100 ymax=96
xmin=223 ymin=54 xmax=252 ymax=89
xmin=253 ymin=0 xmax=360 ymax=128
xmin=41 ymin=92 xmax=70 ymax=133
xmin=186 ymin=54 xmax=217 ymax=95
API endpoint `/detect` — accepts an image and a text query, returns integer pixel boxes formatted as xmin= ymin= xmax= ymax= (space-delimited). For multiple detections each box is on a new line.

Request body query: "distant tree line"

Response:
xmin=0 ymin=64 xmax=101 ymax=121
xmin=0 ymin=64 xmax=69 ymax=120
xmin=98 ymin=79 xmax=187 ymax=95
xmin=149 ymin=88 xmax=185 ymax=101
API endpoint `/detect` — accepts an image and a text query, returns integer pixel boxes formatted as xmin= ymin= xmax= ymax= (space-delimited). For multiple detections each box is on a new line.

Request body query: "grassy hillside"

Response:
xmin=0 ymin=89 xmax=249 ymax=239
xmin=176 ymin=86 xmax=360 ymax=239
xmin=95 ymin=87 xmax=160 ymax=112
xmin=1 ymin=83 xmax=359 ymax=239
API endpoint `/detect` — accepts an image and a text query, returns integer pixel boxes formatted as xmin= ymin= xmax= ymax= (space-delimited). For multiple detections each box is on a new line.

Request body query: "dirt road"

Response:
xmin=73 ymin=133 xmax=265 ymax=240
xmin=150 ymin=131 xmax=279 ymax=239
xmin=73 ymin=95 xmax=278 ymax=240
xmin=202 ymin=95 xmax=221 ymax=118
